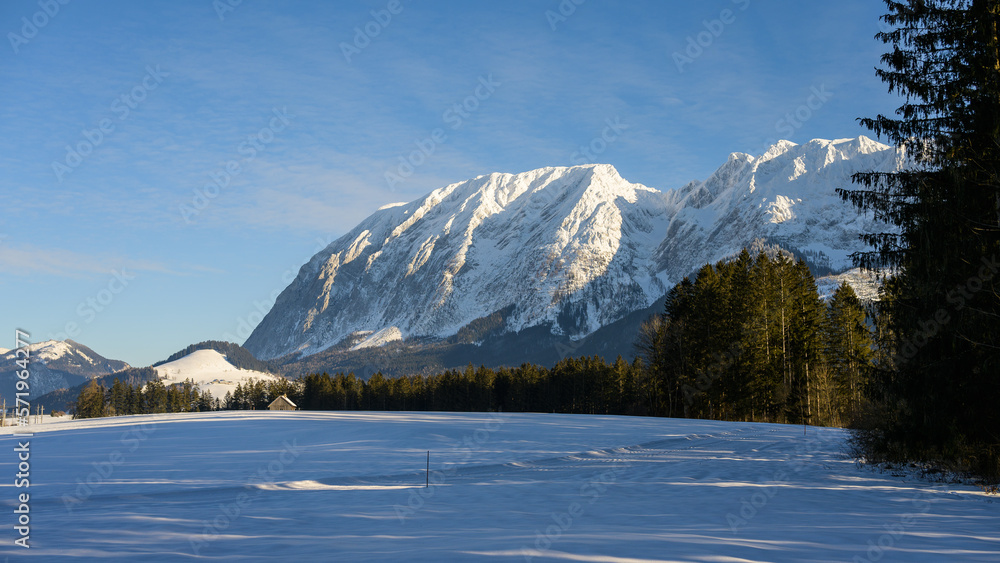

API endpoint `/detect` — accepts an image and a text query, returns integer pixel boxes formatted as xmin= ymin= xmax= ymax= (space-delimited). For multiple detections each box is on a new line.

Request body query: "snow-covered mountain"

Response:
xmin=654 ymin=136 xmax=900 ymax=280
xmin=154 ymin=349 xmax=281 ymax=399
xmin=0 ymin=340 xmax=130 ymax=399
xmin=246 ymin=137 xmax=901 ymax=361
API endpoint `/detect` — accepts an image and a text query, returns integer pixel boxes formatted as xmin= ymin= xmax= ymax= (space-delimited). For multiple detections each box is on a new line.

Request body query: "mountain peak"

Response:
xmin=245 ymin=137 xmax=900 ymax=361
xmin=245 ymin=163 xmax=669 ymax=360
xmin=2 ymin=339 xmax=130 ymax=399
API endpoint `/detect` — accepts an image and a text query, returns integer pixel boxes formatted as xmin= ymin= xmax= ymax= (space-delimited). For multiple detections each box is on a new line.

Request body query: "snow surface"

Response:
xmin=31 ymin=340 xmax=75 ymax=363
xmin=246 ymin=137 xmax=902 ymax=360
xmin=153 ymin=349 xmax=282 ymax=399
xmin=2 ymin=412 xmax=997 ymax=561
xmin=378 ymin=202 xmax=408 ymax=210
xmin=1 ymin=340 xmax=128 ymax=372
xmin=351 ymin=326 xmax=403 ymax=350
xmin=816 ymin=268 xmax=884 ymax=301
xmin=1 ymin=340 xmax=74 ymax=364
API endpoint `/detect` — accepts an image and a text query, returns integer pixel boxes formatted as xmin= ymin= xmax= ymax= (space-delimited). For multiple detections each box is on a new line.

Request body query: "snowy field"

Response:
xmin=1 ymin=412 xmax=998 ymax=562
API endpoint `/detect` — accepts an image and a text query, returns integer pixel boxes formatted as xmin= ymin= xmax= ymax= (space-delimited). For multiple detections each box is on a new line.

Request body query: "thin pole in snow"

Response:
xmin=426 ymin=451 xmax=430 ymax=488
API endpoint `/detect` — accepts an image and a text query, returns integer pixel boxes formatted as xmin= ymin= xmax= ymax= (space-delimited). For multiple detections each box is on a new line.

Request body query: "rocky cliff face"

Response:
xmin=245 ymin=137 xmax=901 ymax=361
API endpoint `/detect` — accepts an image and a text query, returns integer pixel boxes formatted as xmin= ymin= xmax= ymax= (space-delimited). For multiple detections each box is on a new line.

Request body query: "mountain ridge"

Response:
xmin=246 ymin=136 xmax=901 ymax=362
xmin=0 ymin=339 xmax=131 ymax=400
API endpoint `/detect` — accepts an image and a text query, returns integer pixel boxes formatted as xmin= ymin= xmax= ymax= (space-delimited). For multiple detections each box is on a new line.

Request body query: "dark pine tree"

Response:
xmin=824 ymin=282 xmax=874 ymax=425
xmin=74 ymin=379 xmax=106 ymax=419
xmin=838 ymin=0 xmax=1000 ymax=482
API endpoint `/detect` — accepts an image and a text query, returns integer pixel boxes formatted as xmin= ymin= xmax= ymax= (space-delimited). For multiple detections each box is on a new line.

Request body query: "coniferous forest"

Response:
xmin=77 ymin=251 xmax=873 ymax=431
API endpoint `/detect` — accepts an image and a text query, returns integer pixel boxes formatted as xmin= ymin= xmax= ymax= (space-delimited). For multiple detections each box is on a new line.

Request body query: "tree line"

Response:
xmin=217 ymin=251 xmax=873 ymax=424
xmin=638 ymin=250 xmax=872 ymax=427
xmin=74 ymin=378 xmax=221 ymax=418
xmin=74 ymin=250 xmax=873 ymax=429
xmin=73 ymin=375 xmax=307 ymax=418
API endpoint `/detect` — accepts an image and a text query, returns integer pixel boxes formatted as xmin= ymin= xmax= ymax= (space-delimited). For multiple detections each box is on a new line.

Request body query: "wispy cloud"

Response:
xmin=0 ymin=242 xmax=216 ymax=278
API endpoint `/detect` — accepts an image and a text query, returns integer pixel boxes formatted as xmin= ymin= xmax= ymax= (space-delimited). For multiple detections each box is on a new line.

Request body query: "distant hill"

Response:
xmin=1 ymin=339 xmax=130 ymax=401
xmin=33 ymin=341 xmax=277 ymax=414
xmin=34 ymin=366 xmax=158 ymax=413
xmin=155 ymin=349 xmax=284 ymax=400
xmin=153 ymin=341 xmax=280 ymax=374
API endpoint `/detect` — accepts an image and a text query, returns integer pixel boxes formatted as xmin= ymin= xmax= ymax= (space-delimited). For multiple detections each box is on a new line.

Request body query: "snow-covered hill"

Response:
xmin=246 ymin=137 xmax=901 ymax=360
xmin=4 ymin=412 xmax=997 ymax=561
xmin=154 ymin=349 xmax=282 ymax=399
xmin=0 ymin=339 xmax=130 ymax=398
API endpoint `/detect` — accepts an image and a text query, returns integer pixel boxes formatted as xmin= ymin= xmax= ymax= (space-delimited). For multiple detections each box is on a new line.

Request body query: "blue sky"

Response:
xmin=0 ymin=0 xmax=900 ymax=367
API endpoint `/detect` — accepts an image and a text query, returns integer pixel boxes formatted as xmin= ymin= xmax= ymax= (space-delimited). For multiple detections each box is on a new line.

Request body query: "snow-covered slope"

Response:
xmin=816 ymin=267 xmax=883 ymax=301
xmin=1 ymin=339 xmax=130 ymax=375
xmin=154 ymin=349 xmax=282 ymax=399
xmin=0 ymin=339 xmax=130 ymax=398
xmin=351 ymin=326 xmax=403 ymax=351
xmin=246 ymin=137 xmax=901 ymax=360
xmin=246 ymin=164 xmax=673 ymax=359
xmin=654 ymin=136 xmax=902 ymax=280
xmin=5 ymin=412 xmax=998 ymax=561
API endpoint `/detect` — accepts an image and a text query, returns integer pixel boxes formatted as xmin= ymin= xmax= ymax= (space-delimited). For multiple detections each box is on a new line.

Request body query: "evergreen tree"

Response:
xmin=74 ymin=379 xmax=106 ymax=419
xmin=786 ymin=260 xmax=826 ymax=424
xmin=824 ymin=283 xmax=874 ymax=425
xmin=144 ymin=379 xmax=168 ymax=414
xmin=108 ymin=378 xmax=127 ymax=416
xmin=838 ymin=0 xmax=1000 ymax=481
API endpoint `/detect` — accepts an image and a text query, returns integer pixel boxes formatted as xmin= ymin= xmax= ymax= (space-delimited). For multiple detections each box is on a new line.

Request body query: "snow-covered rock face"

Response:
xmin=245 ymin=137 xmax=901 ymax=361
xmin=0 ymin=339 xmax=130 ymax=398
xmin=654 ymin=137 xmax=903 ymax=280
xmin=351 ymin=327 xmax=403 ymax=351
xmin=1 ymin=339 xmax=129 ymax=376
